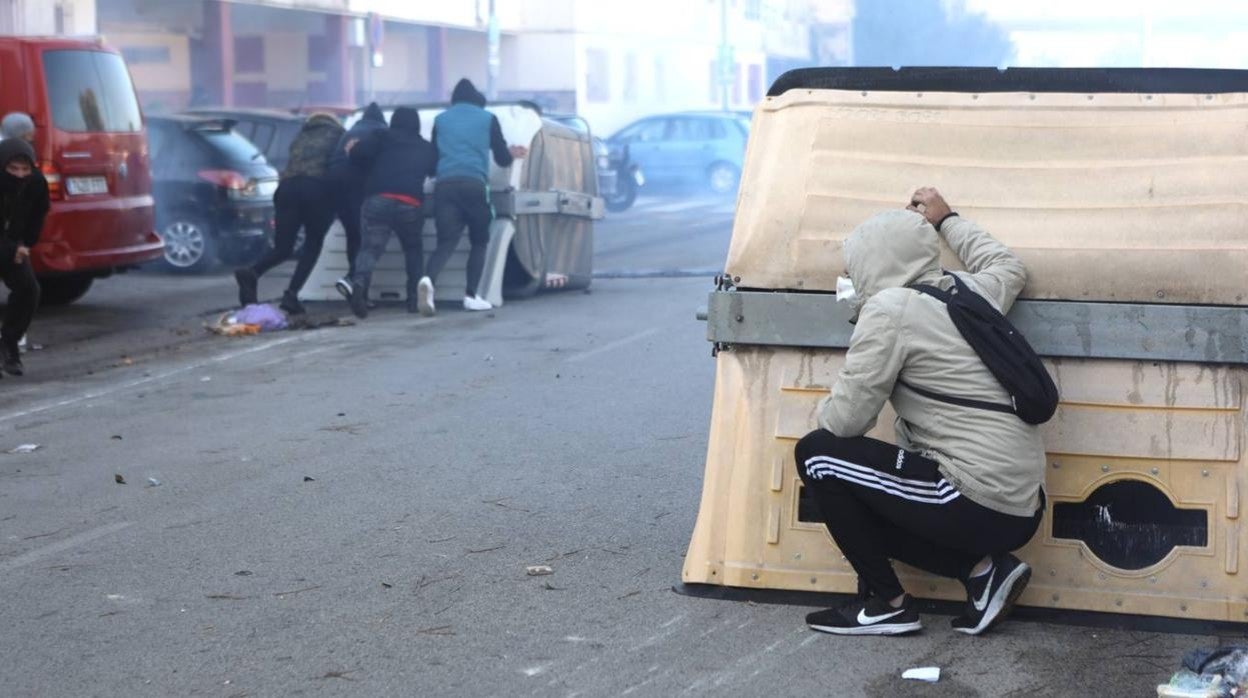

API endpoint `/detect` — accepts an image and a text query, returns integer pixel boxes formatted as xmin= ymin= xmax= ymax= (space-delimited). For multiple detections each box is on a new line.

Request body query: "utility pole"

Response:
xmin=718 ymin=0 xmax=730 ymax=111
xmin=486 ymin=0 xmax=500 ymax=100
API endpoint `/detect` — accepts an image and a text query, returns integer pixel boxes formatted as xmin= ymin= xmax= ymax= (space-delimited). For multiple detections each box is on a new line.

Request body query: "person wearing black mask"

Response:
xmin=339 ymin=107 xmax=438 ymax=319
xmin=0 ymin=138 xmax=49 ymax=376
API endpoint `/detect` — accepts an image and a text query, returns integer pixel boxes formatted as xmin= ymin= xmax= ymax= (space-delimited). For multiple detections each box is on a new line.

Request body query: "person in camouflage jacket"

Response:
xmin=235 ymin=113 xmax=345 ymax=314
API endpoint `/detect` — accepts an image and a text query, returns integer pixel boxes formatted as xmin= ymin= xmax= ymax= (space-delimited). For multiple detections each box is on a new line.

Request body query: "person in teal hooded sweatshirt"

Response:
xmin=418 ymin=79 xmax=527 ymax=315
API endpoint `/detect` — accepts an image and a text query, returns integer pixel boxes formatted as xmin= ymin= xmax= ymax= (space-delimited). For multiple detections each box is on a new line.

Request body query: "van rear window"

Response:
xmin=42 ymin=50 xmax=143 ymax=133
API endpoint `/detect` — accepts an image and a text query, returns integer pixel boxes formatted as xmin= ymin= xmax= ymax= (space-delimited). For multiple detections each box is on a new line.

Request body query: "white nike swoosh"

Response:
xmin=973 ymin=569 xmax=995 ymax=612
xmin=857 ymin=607 xmax=905 ymax=625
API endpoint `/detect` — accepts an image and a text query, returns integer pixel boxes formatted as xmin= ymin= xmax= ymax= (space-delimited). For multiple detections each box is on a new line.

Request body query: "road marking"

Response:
xmin=0 ymin=335 xmax=305 ymax=425
xmin=565 ymin=328 xmax=660 ymax=364
xmin=0 ymin=521 xmax=132 ymax=573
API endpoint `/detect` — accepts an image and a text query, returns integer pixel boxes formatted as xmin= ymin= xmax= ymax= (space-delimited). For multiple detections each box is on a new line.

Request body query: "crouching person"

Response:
xmin=0 ymin=138 xmax=49 ymax=376
xmin=797 ymin=187 xmax=1046 ymax=637
xmin=339 ymin=107 xmax=438 ymax=318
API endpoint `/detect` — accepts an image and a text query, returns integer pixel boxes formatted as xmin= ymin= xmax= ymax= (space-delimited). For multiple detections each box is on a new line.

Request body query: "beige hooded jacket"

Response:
xmin=816 ymin=210 xmax=1045 ymax=517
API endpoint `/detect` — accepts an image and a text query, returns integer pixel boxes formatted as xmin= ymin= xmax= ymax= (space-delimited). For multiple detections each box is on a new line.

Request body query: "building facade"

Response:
xmin=0 ymin=0 xmax=96 ymax=35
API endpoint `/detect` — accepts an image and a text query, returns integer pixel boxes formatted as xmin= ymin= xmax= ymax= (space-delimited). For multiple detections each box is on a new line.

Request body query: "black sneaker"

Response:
xmin=951 ymin=554 xmax=1031 ymax=636
xmin=334 ymin=276 xmax=353 ymax=300
xmin=234 ymin=268 xmax=258 ymax=307
xmin=346 ymin=283 xmax=369 ymax=319
xmin=279 ymin=290 xmax=305 ymax=316
xmin=0 ymin=343 xmax=18 ymax=376
xmin=806 ymin=594 xmax=922 ymax=636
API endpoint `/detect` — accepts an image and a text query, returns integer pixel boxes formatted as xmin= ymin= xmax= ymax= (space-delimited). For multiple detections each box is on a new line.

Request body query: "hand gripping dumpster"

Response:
xmin=684 ymin=67 xmax=1248 ymax=624
xmin=302 ymin=102 xmax=603 ymax=306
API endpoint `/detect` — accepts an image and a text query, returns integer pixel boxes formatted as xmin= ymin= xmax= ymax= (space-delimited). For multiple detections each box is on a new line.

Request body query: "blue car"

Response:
xmin=607 ymin=111 xmax=750 ymax=195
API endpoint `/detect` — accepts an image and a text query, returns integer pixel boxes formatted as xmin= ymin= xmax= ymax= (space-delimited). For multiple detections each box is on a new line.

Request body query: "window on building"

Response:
xmin=744 ymin=0 xmax=761 ymax=20
xmin=585 ymin=48 xmax=610 ymax=103
xmin=235 ymin=36 xmax=265 ymax=74
xmin=708 ymin=60 xmax=718 ymax=103
xmin=732 ymin=63 xmax=742 ymax=104
xmin=121 ymin=46 xmax=171 ymax=65
xmin=307 ymin=35 xmax=328 ymax=73
xmin=623 ymin=53 xmax=638 ymax=103
xmin=653 ymin=57 xmax=666 ymax=102
xmin=748 ymin=64 xmax=763 ymax=102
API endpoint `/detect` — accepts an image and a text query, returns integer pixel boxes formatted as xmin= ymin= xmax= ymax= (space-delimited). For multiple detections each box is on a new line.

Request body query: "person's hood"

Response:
xmin=359 ymin=102 xmax=386 ymax=126
xmin=842 ymin=209 xmax=942 ymax=315
xmin=303 ymin=112 xmax=345 ymax=134
xmin=389 ymin=107 xmax=421 ymax=135
xmin=0 ymin=112 xmax=35 ymax=142
xmin=451 ymin=78 xmax=486 ymax=107
xmin=0 ymin=137 xmax=35 ymax=168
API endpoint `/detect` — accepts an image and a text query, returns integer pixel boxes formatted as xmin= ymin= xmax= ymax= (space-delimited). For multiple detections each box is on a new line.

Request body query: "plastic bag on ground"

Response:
xmin=233 ymin=304 xmax=288 ymax=331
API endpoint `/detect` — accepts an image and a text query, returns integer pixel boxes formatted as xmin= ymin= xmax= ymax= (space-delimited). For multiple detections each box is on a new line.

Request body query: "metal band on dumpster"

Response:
xmin=704 ymin=291 xmax=1248 ymax=365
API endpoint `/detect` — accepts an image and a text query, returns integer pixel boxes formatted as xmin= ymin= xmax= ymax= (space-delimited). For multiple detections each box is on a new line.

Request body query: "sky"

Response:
xmin=960 ymin=0 xmax=1248 ymax=67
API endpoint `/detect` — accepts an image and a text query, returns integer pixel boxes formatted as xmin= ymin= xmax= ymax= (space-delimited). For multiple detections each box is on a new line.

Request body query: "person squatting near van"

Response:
xmin=329 ymin=102 xmax=388 ymax=287
xmin=0 ymin=138 xmax=50 ymax=377
xmin=234 ymin=113 xmax=345 ymax=315
xmin=795 ymin=187 xmax=1045 ymax=637
xmin=423 ymin=78 xmax=528 ymax=313
xmin=337 ymin=107 xmax=438 ymax=319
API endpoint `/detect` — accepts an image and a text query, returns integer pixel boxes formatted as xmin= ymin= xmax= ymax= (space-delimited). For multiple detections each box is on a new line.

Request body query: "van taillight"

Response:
xmin=41 ymin=162 xmax=63 ymax=200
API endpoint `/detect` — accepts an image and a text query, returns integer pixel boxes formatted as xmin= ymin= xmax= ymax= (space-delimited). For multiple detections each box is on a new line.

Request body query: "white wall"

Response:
xmin=0 ymin=0 xmax=97 ymax=35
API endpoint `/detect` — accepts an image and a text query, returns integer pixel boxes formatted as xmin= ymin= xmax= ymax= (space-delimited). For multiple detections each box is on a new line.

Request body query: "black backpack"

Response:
xmin=901 ymin=272 xmax=1059 ymax=425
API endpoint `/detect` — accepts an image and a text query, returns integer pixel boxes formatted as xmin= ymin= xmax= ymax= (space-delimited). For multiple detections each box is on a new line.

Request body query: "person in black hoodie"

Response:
xmin=339 ymin=107 xmax=438 ymax=319
xmin=328 ymin=102 xmax=387 ymax=289
xmin=0 ymin=138 xmax=49 ymax=376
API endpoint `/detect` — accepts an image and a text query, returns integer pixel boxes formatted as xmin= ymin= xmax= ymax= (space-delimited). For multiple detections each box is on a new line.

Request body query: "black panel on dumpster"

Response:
xmin=1052 ymin=480 xmax=1207 ymax=570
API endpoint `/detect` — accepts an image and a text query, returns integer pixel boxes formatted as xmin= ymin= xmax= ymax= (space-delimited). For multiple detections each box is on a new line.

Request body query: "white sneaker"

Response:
xmin=463 ymin=295 xmax=493 ymax=311
xmin=416 ymin=276 xmax=436 ymax=317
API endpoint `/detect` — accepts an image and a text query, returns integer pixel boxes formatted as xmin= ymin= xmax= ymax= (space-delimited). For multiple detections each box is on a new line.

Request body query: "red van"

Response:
xmin=0 ymin=36 xmax=163 ymax=304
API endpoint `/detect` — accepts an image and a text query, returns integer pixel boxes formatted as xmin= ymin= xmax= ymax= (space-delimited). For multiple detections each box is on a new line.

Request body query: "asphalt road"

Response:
xmin=0 ymin=193 xmax=1227 ymax=696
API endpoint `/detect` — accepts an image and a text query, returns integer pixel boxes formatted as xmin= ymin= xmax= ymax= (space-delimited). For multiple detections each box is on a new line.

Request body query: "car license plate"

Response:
xmin=66 ymin=176 xmax=108 ymax=196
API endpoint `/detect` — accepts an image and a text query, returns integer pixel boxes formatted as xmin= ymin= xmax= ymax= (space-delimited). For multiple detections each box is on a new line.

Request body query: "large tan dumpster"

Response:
xmin=685 ymin=68 xmax=1248 ymax=623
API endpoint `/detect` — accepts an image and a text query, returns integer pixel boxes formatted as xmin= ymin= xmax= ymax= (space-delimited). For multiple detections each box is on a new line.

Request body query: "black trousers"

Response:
xmin=0 ymin=256 xmax=38 ymax=347
xmin=336 ymin=184 xmax=364 ymax=278
xmin=794 ymin=430 xmax=1044 ymax=601
xmin=429 ymin=178 xmax=492 ymax=297
xmin=352 ymin=195 xmax=424 ymax=297
xmin=252 ymin=176 xmax=335 ymax=294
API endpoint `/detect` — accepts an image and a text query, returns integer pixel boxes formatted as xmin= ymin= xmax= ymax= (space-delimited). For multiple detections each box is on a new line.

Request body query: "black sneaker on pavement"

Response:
xmin=346 ymin=283 xmax=368 ymax=319
xmin=951 ymin=554 xmax=1031 ymax=636
xmin=0 ymin=343 xmax=19 ymax=376
xmin=806 ymin=594 xmax=922 ymax=636
xmin=234 ymin=268 xmax=258 ymax=307
xmin=279 ymin=290 xmax=305 ymax=316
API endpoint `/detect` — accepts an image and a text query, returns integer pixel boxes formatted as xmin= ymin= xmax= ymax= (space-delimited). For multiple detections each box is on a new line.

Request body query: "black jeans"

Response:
xmin=0 ymin=255 xmax=38 ymax=348
xmin=429 ymin=178 xmax=492 ymax=297
xmin=336 ymin=184 xmax=364 ymax=278
xmin=352 ymin=195 xmax=425 ymax=297
xmin=252 ymin=176 xmax=335 ymax=294
xmin=794 ymin=429 xmax=1044 ymax=601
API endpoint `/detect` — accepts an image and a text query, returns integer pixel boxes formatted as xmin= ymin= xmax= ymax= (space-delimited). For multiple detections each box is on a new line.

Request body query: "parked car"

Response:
xmin=0 ymin=36 xmax=164 ymax=304
xmin=607 ymin=111 xmax=750 ymax=195
xmin=184 ymin=107 xmax=307 ymax=173
xmin=146 ymin=115 xmax=278 ymax=272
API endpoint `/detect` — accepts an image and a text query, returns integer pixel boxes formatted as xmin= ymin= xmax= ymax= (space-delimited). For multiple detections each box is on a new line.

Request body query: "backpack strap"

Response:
xmin=896 ymin=379 xmax=1016 ymax=415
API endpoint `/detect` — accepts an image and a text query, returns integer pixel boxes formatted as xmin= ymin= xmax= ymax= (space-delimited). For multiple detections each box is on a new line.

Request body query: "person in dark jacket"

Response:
xmin=235 ymin=112 xmax=344 ymax=315
xmin=422 ymin=78 xmax=527 ymax=314
xmin=339 ymin=107 xmax=438 ymax=319
xmin=328 ymin=102 xmax=387 ymax=285
xmin=0 ymin=138 xmax=49 ymax=376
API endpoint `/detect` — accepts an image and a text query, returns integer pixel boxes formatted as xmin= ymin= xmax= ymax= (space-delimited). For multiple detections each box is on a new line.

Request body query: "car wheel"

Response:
xmin=707 ymin=162 xmax=740 ymax=196
xmin=605 ymin=176 xmax=637 ymax=213
xmin=39 ymin=274 xmax=94 ymax=306
xmin=159 ymin=215 xmax=218 ymax=273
